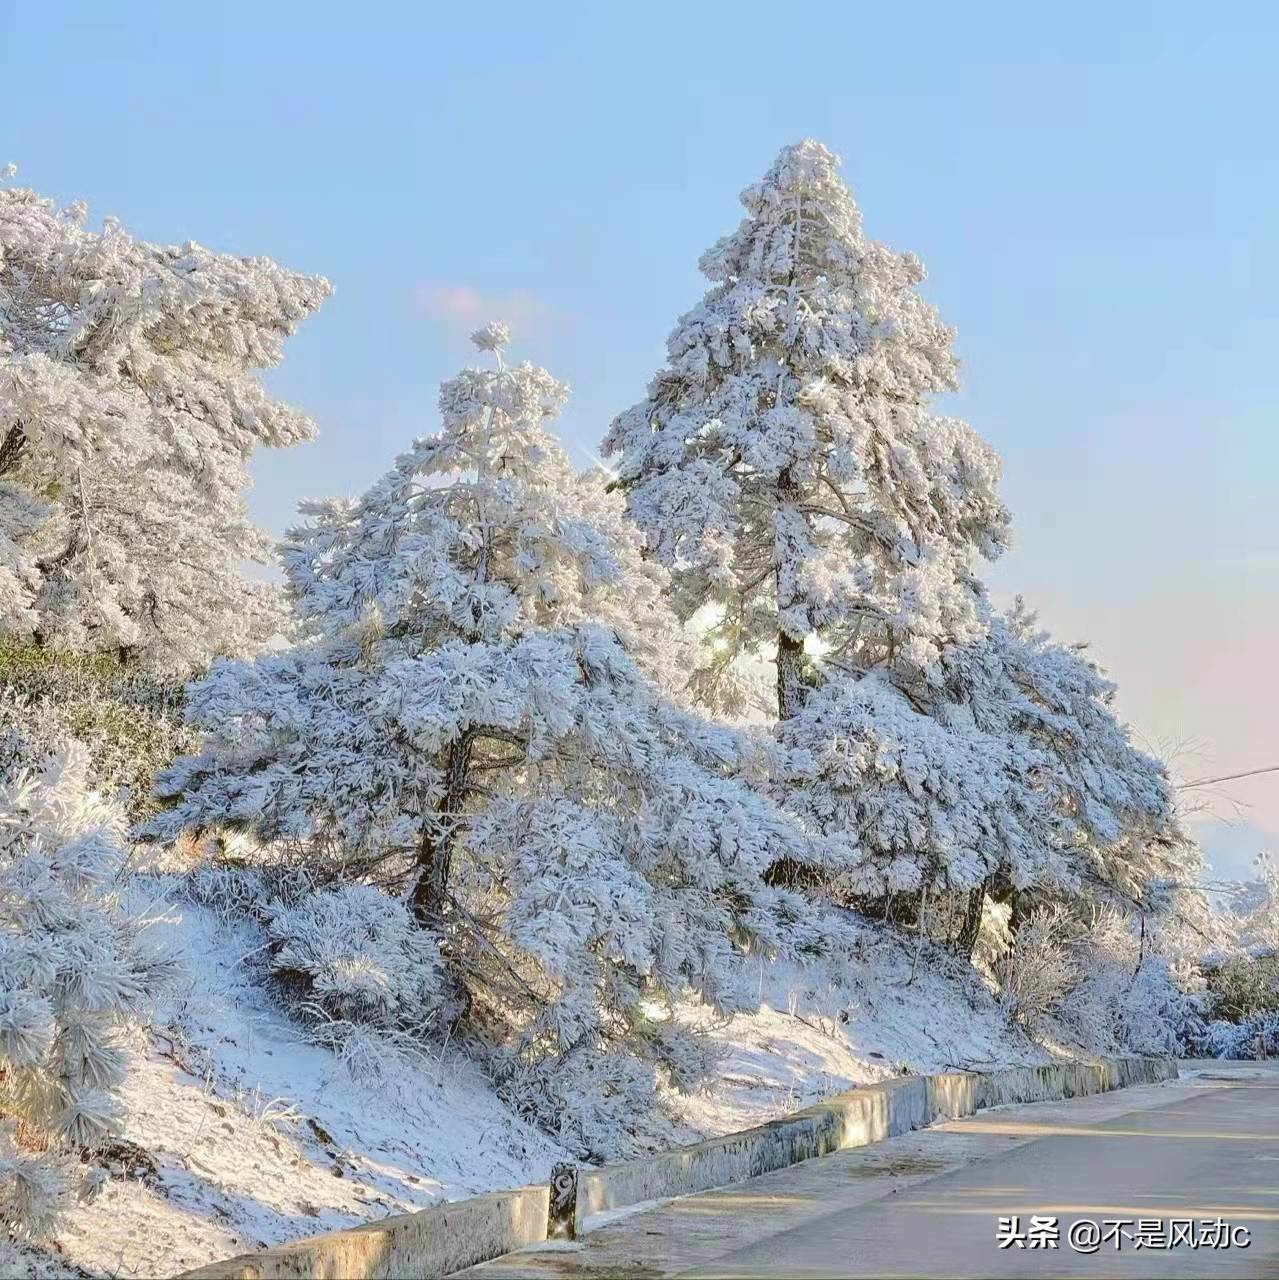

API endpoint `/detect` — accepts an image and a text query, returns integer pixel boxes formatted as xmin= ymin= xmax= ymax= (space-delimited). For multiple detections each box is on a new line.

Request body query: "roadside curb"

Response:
xmin=178 ymin=1055 xmax=1176 ymax=1278
xmin=570 ymin=1055 xmax=1175 ymax=1234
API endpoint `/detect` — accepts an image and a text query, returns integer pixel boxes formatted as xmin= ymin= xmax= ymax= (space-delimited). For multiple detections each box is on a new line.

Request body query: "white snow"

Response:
xmin=673 ymin=923 xmax=1046 ymax=1138
xmin=15 ymin=902 xmax=1045 ymax=1279
xmin=25 ymin=899 xmax=567 ymax=1280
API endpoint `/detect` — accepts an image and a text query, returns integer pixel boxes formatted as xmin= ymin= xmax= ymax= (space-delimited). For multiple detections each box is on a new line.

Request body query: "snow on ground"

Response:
xmin=21 ymin=894 xmax=568 ymax=1280
xmin=20 ymin=903 xmax=1042 ymax=1279
xmin=674 ymin=921 xmax=1047 ymax=1137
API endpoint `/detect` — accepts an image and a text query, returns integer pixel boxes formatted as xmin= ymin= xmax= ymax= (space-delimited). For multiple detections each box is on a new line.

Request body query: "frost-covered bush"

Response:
xmin=1192 ymin=1011 xmax=1279 ymax=1059
xmin=1059 ymin=953 xmax=1192 ymax=1058
xmin=0 ymin=641 xmax=194 ymax=823
xmin=266 ymin=885 xmax=448 ymax=1031
xmin=994 ymin=906 xmax=1078 ymax=1030
xmin=492 ymin=1009 xmax=719 ymax=1160
xmin=1 ymin=739 xmax=172 ymax=1237
xmin=996 ymin=904 xmax=1195 ymax=1056
xmin=183 ymin=859 xmax=319 ymax=926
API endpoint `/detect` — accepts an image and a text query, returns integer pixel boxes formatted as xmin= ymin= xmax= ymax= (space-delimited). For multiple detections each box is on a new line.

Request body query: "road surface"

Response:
xmin=466 ymin=1064 xmax=1279 ymax=1278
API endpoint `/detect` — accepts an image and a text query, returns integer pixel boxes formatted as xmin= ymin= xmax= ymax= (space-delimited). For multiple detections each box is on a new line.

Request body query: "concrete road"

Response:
xmin=467 ymin=1065 xmax=1279 ymax=1279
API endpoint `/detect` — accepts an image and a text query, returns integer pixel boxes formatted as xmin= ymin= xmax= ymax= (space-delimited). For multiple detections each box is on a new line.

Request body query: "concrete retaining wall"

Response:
xmin=572 ymin=1055 xmax=1177 ymax=1232
xmin=180 ymin=1184 xmax=550 ymax=1280
xmin=180 ymin=1055 xmax=1175 ymax=1277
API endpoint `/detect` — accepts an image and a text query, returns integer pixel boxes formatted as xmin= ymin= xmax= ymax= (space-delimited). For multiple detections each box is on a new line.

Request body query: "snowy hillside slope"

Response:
xmin=17 ymin=902 xmax=1043 ymax=1279
xmin=20 ymin=898 xmax=568 ymax=1280
xmin=675 ymin=921 xmax=1047 ymax=1138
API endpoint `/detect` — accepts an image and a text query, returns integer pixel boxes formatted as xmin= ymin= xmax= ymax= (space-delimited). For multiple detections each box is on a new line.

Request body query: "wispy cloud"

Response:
xmin=414 ymin=284 xmax=550 ymax=338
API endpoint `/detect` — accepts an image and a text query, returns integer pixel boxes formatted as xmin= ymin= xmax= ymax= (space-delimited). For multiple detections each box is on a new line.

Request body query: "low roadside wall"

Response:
xmin=179 ymin=1184 xmax=550 ymax=1280
xmin=572 ymin=1055 xmax=1176 ymax=1232
xmin=179 ymin=1055 xmax=1176 ymax=1277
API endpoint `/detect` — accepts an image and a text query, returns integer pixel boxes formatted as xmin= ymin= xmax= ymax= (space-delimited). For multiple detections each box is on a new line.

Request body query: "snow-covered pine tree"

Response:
xmin=770 ymin=603 xmax=1187 ymax=945
xmin=1 ymin=737 xmax=172 ymax=1237
xmin=603 ymin=140 xmax=1010 ymax=719
xmin=771 ymin=665 xmax=1073 ymax=920
xmin=0 ymin=168 xmax=329 ymax=672
xmin=145 ymin=326 xmax=828 ymax=1154
xmin=941 ymin=603 xmax=1187 ymax=918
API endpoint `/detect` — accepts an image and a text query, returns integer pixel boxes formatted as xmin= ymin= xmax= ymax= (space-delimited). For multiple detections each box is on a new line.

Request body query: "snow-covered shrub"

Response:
xmin=185 ymin=864 xmax=274 ymax=923
xmin=184 ymin=860 xmax=319 ymax=926
xmin=306 ymin=1016 xmax=434 ymax=1088
xmin=1192 ymin=1011 xmax=1279 ymax=1059
xmin=0 ymin=739 xmax=172 ymax=1237
xmin=1060 ymin=955 xmax=1192 ymax=1058
xmin=492 ymin=1011 xmax=718 ymax=1160
xmin=265 ymin=885 xmax=448 ymax=1031
xmin=997 ymin=904 xmax=1195 ymax=1055
xmin=0 ymin=641 xmax=194 ymax=823
xmin=995 ymin=906 xmax=1078 ymax=1029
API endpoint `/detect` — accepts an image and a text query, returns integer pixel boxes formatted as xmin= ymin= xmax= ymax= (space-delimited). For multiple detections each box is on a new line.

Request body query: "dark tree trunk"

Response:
xmin=775 ymin=466 xmax=809 ymax=720
xmin=0 ymin=421 xmax=26 ymax=476
xmin=410 ymin=730 xmax=474 ymax=926
xmin=955 ymin=879 xmax=989 ymax=959
xmin=776 ymin=629 xmax=807 ymax=720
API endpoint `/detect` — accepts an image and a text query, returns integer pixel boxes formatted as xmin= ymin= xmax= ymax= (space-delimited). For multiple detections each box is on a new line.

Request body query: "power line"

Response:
xmin=1180 ymin=764 xmax=1279 ymax=790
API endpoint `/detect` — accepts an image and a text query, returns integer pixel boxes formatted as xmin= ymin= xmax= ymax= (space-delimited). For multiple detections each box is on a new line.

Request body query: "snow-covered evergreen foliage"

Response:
xmin=766 ymin=603 xmax=1185 ymax=914
xmin=938 ymin=604 xmax=1186 ymax=908
xmin=265 ymin=885 xmax=448 ymax=1031
xmin=146 ymin=326 xmax=832 ymax=1156
xmin=1 ymin=738 xmax=171 ymax=1237
xmin=772 ymin=667 xmax=1067 ymax=902
xmin=603 ymin=140 xmax=1009 ymax=717
xmin=0 ymin=170 xmax=329 ymax=671
xmin=600 ymin=140 xmax=1187 ymax=941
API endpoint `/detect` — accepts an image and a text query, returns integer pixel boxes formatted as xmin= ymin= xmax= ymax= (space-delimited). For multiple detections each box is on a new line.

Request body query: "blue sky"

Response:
xmin=4 ymin=0 xmax=1275 ymax=874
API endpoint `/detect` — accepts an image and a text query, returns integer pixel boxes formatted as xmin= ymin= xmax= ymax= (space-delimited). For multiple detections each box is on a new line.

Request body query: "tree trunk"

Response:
xmin=955 ymin=880 xmax=988 ymax=959
xmin=0 ymin=421 xmax=26 ymax=476
xmin=776 ymin=630 xmax=806 ymax=720
xmin=775 ymin=465 xmax=809 ymax=720
xmin=411 ymin=731 xmax=473 ymax=925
